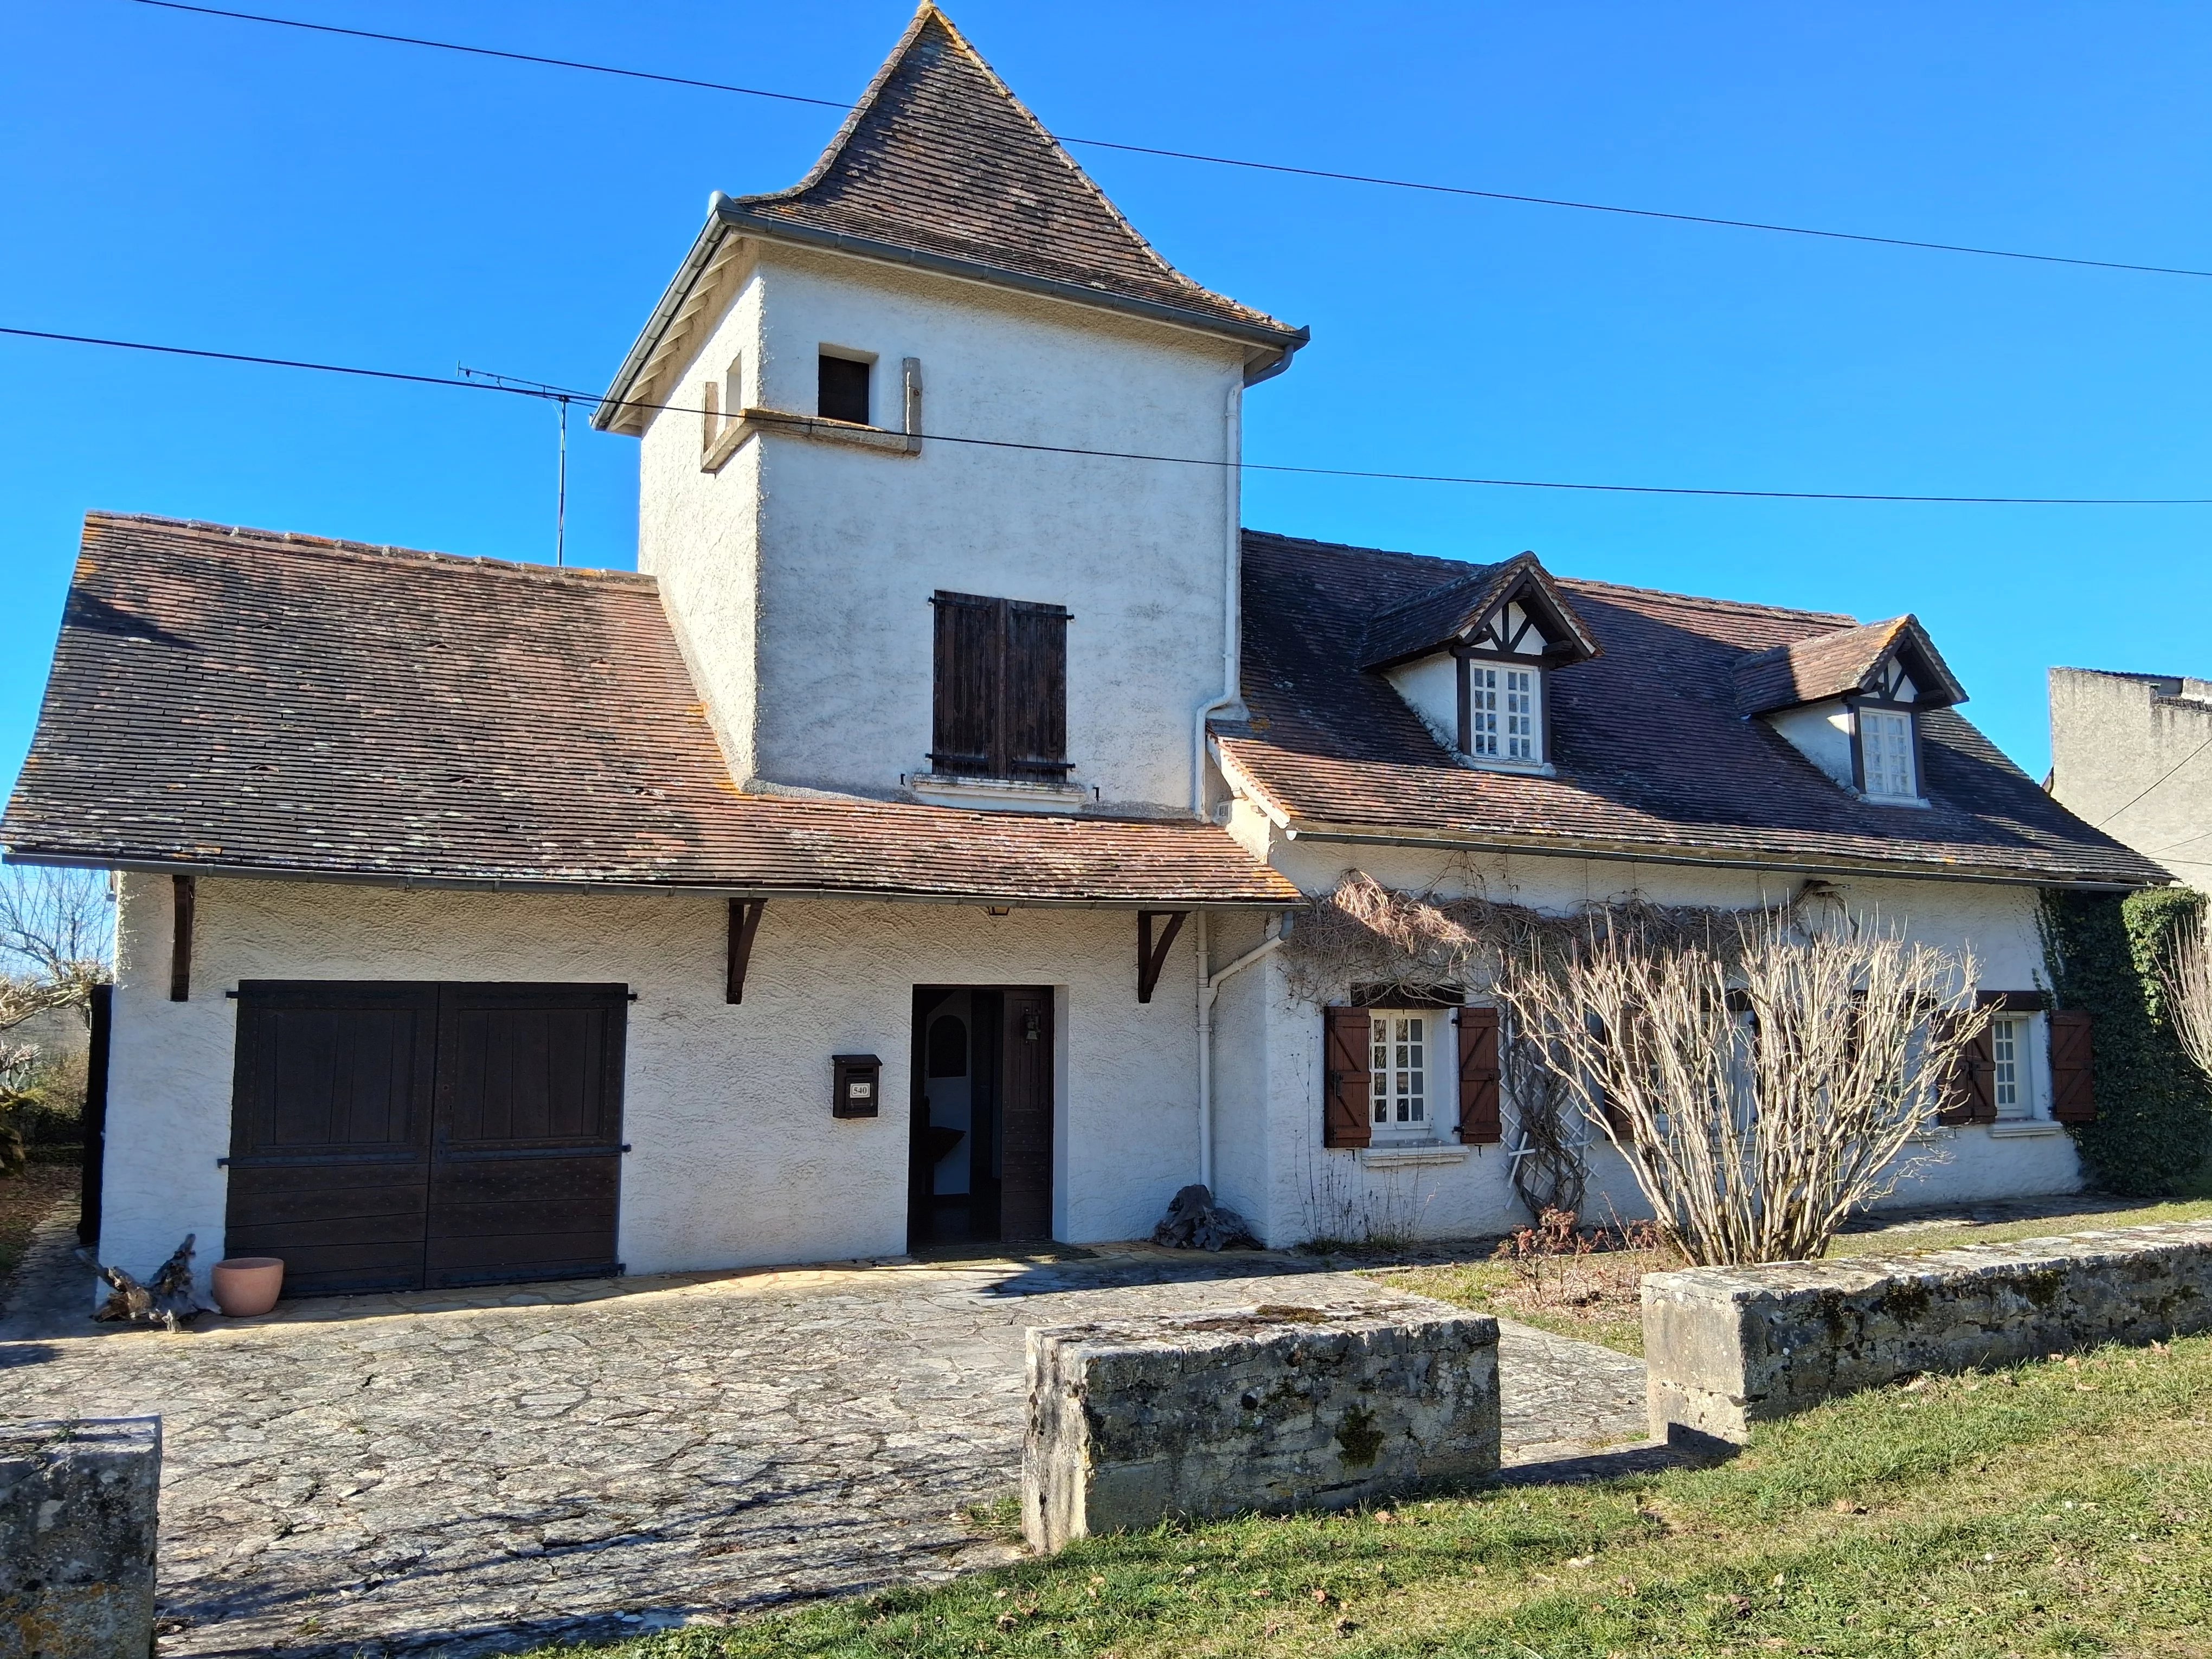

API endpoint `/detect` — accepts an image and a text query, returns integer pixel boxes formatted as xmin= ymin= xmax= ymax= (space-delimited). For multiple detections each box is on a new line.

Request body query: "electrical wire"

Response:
xmin=7 ymin=323 xmax=2210 ymax=506
xmin=121 ymin=0 xmax=2212 ymax=283
xmin=2089 ymin=734 xmax=2212 ymax=828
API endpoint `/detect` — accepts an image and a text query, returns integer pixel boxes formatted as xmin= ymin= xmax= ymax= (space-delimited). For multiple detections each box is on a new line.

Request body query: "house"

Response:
xmin=2048 ymin=667 xmax=2210 ymax=892
xmin=1 ymin=6 xmax=2165 ymax=1296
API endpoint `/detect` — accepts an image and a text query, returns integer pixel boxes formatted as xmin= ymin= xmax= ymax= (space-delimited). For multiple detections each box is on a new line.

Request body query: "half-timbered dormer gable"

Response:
xmin=1358 ymin=551 xmax=1599 ymax=774
xmin=1735 ymin=615 xmax=1967 ymax=806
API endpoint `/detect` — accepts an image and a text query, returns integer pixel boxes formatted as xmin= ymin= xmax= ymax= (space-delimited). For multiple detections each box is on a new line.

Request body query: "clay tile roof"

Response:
xmin=1 ymin=514 xmax=1299 ymax=908
xmin=1358 ymin=551 xmax=1600 ymax=672
xmin=1734 ymin=614 xmax=1966 ymax=717
xmin=722 ymin=5 xmax=1300 ymax=346
xmin=1219 ymin=530 xmax=2165 ymax=889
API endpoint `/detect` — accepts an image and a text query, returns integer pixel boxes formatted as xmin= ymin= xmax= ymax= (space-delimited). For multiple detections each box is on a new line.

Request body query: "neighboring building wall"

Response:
xmin=637 ymin=243 xmax=1246 ymax=813
xmin=2049 ymin=666 xmax=2210 ymax=891
xmin=1211 ymin=838 xmax=2082 ymax=1249
xmin=99 ymin=874 xmax=1213 ymax=1295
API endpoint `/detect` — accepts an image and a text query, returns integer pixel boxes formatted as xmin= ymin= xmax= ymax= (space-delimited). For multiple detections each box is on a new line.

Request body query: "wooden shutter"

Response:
xmin=1932 ymin=1012 xmax=1997 ymax=1124
xmin=1455 ymin=1006 xmax=1502 ymax=1144
xmin=2050 ymin=1009 xmax=2097 ymax=1123
xmin=1003 ymin=600 xmax=1070 ymax=780
xmin=930 ymin=592 xmax=1068 ymax=780
xmin=1322 ymin=1005 xmax=1372 ymax=1149
xmin=931 ymin=592 xmax=998 ymax=776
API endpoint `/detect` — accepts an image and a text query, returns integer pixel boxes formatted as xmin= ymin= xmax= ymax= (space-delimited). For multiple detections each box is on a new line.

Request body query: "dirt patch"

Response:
xmin=0 ymin=1163 xmax=78 ymax=1308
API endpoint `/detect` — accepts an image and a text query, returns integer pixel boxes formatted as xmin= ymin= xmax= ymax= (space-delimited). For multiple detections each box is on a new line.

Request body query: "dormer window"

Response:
xmin=1857 ymin=706 xmax=1917 ymax=800
xmin=1467 ymin=664 xmax=1541 ymax=763
xmin=1359 ymin=553 xmax=1599 ymax=778
xmin=1736 ymin=614 xmax=1966 ymax=808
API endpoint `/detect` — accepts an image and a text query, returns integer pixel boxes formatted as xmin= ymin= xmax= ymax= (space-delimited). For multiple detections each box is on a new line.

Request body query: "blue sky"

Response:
xmin=3 ymin=2 xmax=2208 ymax=789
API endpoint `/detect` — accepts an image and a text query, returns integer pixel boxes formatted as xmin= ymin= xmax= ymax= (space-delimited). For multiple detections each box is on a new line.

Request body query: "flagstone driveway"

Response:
xmin=0 ymin=1207 xmax=1650 ymax=1658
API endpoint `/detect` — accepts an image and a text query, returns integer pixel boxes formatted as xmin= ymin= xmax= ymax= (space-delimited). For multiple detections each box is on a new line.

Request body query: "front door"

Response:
xmin=909 ymin=985 xmax=1053 ymax=1249
xmin=224 ymin=982 xmax=626 ymax=1296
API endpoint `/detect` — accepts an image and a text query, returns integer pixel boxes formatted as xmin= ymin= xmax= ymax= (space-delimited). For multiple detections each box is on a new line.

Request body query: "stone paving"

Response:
xmin=0 ymin=1206 xmax=1650 ymax=1657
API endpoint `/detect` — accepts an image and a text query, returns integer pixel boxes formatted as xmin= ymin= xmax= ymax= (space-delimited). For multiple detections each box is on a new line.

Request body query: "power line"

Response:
xmin=123 ymin=0 xmax=2212 ymax=284
xmin=8 ymin=323 xmax=2211 ymax=506
xmin=2089 ymin=734 xmax=2212 ymax=829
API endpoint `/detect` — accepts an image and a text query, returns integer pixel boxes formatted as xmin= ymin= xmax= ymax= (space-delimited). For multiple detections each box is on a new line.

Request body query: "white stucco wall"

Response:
xmin=1207 ymin=838 xmax=2083 ymax=1248
xmin=636 ymin=243 xmax=1246 ymax=813
xmin=100 ymin=874 xmax=1214 ymax=1296
xmin=1767 ymin=699 xmax=1856 ymax=790
xmin=1384 ymin=653 xmax=1459 ymax=756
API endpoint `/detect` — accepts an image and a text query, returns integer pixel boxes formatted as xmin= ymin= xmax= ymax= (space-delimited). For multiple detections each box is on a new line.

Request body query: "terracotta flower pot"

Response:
xmin=211 ymin=1257 xmax=285 ymax=1318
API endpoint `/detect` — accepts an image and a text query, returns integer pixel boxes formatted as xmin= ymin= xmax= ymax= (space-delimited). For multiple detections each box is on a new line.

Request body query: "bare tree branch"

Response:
xmin=0 ymin=865 xmax=112 ymax=1027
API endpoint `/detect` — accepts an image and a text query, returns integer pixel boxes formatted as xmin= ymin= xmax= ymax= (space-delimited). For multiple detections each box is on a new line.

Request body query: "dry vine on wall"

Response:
xmin=1281 ymin=872 xmax=1757 ymax=1221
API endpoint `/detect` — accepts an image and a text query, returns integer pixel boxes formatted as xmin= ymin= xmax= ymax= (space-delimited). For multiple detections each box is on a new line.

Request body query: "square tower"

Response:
xmin=595 ymin=6 xmax=1304 ymax=816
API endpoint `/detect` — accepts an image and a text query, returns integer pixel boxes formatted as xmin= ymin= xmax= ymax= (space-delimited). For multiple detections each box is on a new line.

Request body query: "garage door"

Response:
xmin=223 ymin=982 xmax=627 ymax=1296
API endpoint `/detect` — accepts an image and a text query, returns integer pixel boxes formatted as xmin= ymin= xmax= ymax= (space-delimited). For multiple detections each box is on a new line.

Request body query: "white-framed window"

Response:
xmin=1369 ymin=1009 xmax=1435 ymax=1142
xmin=1468 ymin=665 xmax=1542 ymax=763
xmin=1989 ymin=1013 xmax=2041 ymax=1121
xmin=1857 ymin=707 xmax=1917 ymax=800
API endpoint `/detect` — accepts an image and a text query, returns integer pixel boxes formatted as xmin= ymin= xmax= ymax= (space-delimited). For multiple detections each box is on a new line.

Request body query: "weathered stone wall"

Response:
xmin=0 ymin=1417 xmax=160 ymax=1659
xmin=1023 ymin=1299 xmax=1499 ymax=1553
xmin=1644 ymin=1221 xmax=2212 ymax=1442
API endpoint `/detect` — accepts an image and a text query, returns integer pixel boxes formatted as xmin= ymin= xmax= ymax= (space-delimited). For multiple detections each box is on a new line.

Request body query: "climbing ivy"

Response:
xmin=2040 ymin=886 xmax=2212 ymax=1195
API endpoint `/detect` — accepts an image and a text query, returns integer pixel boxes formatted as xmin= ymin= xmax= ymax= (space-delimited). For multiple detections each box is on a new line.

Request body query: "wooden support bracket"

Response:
xmin=726 ymin=899 xmax=766 ymax=1005
xmin=1136 ymin=910 xmax=1188 ymax=1004
xmin=169 ymin=873 xmax=196 ymax=1002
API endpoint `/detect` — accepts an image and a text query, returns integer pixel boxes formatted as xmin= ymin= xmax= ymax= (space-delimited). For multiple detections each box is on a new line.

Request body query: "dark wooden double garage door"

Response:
xmin=224 ymin=982 xmax=627 ymax=1296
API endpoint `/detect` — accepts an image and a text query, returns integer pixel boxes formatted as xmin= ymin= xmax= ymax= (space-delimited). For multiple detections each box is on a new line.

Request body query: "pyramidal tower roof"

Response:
xmin=598 ymin=5 xmax=1303 ymax=429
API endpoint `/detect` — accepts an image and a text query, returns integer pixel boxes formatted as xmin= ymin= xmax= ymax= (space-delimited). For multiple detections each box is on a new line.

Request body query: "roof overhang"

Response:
xmin=594 ymin=199 xmax=1310 ymax=434
xmin=1 ymin=847 xmax=1297 ymax=911
xmin=1206 ymin=737 xmax=2158 ymax=893
xmin=1268 ymin=819 xmax=2152 ymax=892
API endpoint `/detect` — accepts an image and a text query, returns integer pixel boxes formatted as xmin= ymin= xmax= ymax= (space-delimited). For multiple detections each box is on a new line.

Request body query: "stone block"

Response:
xmin=1023 ymin=1299 xmax=1499 ymax=1553
xmin=1644 ymin=1221 xmax=2212 ymax=1442
xmin=0 ymin=1418 xmax=160 ymax=1659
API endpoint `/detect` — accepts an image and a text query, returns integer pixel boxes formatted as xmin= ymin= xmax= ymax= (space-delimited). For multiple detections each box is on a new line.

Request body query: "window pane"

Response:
xmin=1862 ymin=710 xmax=1914 ymax=798
xmin=1469 ymin=668 xmax=1500 ymax=756
xmin=1993 ymin=1017 xmax=2019 ymax=1111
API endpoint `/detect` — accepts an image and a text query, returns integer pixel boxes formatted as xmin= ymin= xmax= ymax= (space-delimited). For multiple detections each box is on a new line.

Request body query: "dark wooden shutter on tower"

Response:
xmin=930 ymin=591 xmax=1069 ymax=780
xmin=1003 ymin=601 xmax=1069 ymax=779
xmin=1322 ymin=1005 xmax=1371 ymax=1148
xmin=931 ymin=593 xmax=998 ymax=776
xmin=2049 ymin=1009 xmax=2097 ymax=1122
xmin=1455 ymin=1006 xmax=1502 ymax=1144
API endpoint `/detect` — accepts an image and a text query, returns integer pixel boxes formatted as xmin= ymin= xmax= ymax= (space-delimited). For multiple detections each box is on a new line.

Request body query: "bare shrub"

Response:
xmin=2158 ymin=910 xmax=2212 ymax=1084
xmin=1496 ymin=916 xmax=1988 ymax=1266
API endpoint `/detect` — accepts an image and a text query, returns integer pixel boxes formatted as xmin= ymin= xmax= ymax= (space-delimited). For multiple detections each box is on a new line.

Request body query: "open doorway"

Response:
xmin=909 ymin=986 xmax=1052 ymax=1248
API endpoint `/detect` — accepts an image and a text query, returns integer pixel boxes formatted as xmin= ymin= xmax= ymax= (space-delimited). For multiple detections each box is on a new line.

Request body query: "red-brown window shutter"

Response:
xmin=1455 ymin=1006 xmax=1502 ymax=1144
xmin=1932 ymin=1011 xmax=1998 ymax=1124
xmin=2049 ymin=1009 xmax=2097 ymax=1123
xmin=1322 ymin=1005 xmax=1372 ymax=1149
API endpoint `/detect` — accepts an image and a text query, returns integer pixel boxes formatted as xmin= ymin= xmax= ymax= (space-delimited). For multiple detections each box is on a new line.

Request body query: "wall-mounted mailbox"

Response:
xmin=832 ymin=1053 xmax=882 ymax=1119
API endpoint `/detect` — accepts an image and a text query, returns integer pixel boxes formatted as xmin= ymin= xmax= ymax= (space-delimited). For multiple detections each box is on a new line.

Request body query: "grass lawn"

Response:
xmin=525 ymin=1333 xmax=2212 ymax=1658
xmin=1381 ymin=1194 xmax=2212 ymax=1360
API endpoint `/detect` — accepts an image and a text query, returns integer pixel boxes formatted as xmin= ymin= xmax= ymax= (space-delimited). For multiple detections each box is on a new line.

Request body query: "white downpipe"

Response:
xmin=1190 ymin=377 xmax=1244 ymax=816
xmin=1195 ymin=911 xmax=1285 ymax=1192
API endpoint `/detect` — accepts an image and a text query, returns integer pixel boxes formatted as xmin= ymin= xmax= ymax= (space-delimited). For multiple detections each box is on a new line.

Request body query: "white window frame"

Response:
xmin=1465 ymin=663 xmax=1544 ymax=766
xmin=1988 ymin=1012 xmax=2044 ymax=1122
xmin=1856 ymin=705 xmax=1918 ymax=801
xmin=1368 ymin=1008 xmax=1446 ymax=1144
